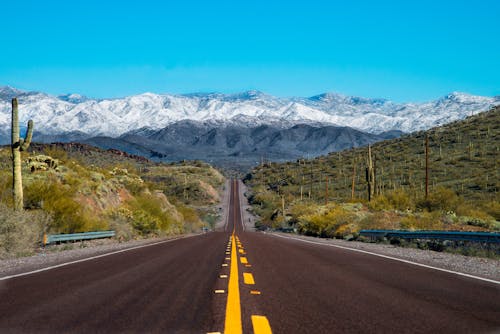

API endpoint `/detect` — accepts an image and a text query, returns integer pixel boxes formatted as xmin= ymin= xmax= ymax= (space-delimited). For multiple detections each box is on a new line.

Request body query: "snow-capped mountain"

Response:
xmin=0 ymin=86 xmax=498 ymax=138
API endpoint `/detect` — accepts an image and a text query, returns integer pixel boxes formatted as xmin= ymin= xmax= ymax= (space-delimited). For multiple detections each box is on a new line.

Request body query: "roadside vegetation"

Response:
xmin=244 ymin=106 xmax=499 ymax=255
xmin=0 ymin=143 xmax=224 ymax=258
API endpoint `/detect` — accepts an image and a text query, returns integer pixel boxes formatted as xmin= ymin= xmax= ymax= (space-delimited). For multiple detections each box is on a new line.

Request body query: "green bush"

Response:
xmin=480 ymin=201 xmax=500 ymax=221
xmin=24 ymin=179 xmax=106 ymax=233
xmin=400 ymin=212 xmax=444 ymax=230
xmin=369 ymin=189 xmax=413 ymax=211
xmin=130 ymin=209 xmax=162 ymax=235
xmin=416 ymin=187 xmax=461 ymax=212
xmin=177 ymin=204 xmax=202 ymax=232
xmin=126 ymin=194 xmax=180 ymax=235
xmin=297 ymin=205 xmax=356 ymax=238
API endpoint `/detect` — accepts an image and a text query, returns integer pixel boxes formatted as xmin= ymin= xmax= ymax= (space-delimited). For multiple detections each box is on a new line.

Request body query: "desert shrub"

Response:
xmin=41 ymin=146 xmax=68 ymax=161
xmin=386 ymin=189 xmax=413 ymax=211
xmin=416 ymin=187 xmax=461 ymax=212
xmin=121 ymin=176 xmax=147 ymax=195
xmin=297 ymin=205 xmax=356 ymax=238
xmin=0 ymin=172 xmax=13 ymax=205
xmin=368 ymin=195 xmax=392 ymax=211
xmin=400 ymin=212 xmax=444 ymax=230
xmin=0 ymin=203 xmax=50 ymax=258
xmin=480 ymin=201 xmax=500 ymax=221
xmin=126 ymin=194 xmax=180 ymax=235
xmin=370 ymin=190 xmax=414 ymax=211
xmin=177 ymin=204 xmax=203 ymax=232
xmin=289 ymin=201 xmax=319 ymax=219
xmin=106 ymin=207 xmax=136 ymax=241
xmin=24 ymin=179 xmax=106 ymax=233
xmin=130 ymin=209 xmax=162 ymax=235
xmin=359 ymin=212 xmax=401 ymax=230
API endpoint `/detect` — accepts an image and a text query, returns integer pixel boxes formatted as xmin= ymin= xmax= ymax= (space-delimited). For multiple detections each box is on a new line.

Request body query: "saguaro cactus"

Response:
xmin=11 ymin=98 xmax=34 ymax=211
xmin=365 ymin=145 xmax=375 ymax=201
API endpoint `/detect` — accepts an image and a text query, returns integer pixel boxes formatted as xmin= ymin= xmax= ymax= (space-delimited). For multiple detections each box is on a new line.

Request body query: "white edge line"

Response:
xmin=0 ymin=234 xmax=200 ymax=281
xmin=270 ymin=233 xmax=500 ymax=285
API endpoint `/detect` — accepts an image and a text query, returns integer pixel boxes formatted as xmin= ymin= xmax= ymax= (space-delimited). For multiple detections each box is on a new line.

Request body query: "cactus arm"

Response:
xmin=20 ymin=120 xmax=34 ymax=151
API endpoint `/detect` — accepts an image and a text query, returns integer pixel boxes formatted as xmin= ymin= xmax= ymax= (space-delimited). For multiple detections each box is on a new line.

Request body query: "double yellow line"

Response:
xmin=224 ymin=233 xmax=242 ymax=333
xmin=224 ymin=233 xmax=272 ymax=334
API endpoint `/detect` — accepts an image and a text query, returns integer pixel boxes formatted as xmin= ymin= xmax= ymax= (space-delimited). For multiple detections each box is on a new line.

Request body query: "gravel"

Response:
xmin=269 ymin=232 xmax=500 ymax=282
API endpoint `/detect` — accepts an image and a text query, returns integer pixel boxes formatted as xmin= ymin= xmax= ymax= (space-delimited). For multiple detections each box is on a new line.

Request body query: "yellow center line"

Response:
xmin=251 ymin=315 xmax=272 ymax=334
xmin=224 ymin=233 xmax=242 ymax=334
xmin=240 ymin=257 xmax=248 ymax=264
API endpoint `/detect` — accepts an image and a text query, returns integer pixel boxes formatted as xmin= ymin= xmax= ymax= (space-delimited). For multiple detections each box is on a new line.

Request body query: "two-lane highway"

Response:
xmin=0 ymin=231 xmax=229 ymax=333
xmin=1 ymin=179 xmax=499 ymax=333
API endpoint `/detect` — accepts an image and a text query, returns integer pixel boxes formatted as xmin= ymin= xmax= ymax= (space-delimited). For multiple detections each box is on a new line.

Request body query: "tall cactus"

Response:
xmin=11 ymin=98 xmax=34 ymax=211
xmin=365 ymin=145 xmax=375 ymax=201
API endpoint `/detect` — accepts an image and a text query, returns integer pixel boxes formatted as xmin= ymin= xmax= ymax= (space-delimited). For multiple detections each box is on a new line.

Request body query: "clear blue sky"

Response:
xmin=1 ymin=0 xmax=499 ymax=102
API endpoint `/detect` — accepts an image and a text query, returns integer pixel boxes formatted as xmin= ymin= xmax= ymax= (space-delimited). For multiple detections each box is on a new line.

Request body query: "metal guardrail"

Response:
xmin=44 ymin=230 xmax=116 ymax=245
xmin=359 ymin=230 xmax=500 ymax=243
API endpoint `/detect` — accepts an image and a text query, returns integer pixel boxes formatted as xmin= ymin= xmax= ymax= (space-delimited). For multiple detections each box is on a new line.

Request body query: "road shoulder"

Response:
xmin=238 ymin=180 xmax=257 ymax=231
xmin=0 ymin=233 xmax=203 ymax=279
xmin=266 ymin=232 xmax=500 ymax=282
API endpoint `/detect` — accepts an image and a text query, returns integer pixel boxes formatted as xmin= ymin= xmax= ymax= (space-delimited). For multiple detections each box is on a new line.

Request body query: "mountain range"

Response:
xmin=0 ymin=86 xmax=498 ymax=169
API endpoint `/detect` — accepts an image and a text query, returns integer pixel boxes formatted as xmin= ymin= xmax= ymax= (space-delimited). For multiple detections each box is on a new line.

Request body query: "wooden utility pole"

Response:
xmin=309 ymin=160 xmax=313 ymax=199
xmin=325 ymin=175 xmax=329 ymax=205
xmin=425 ymin=134 xmax=429 ymax=199
xmin=281 ymin=195 xmax=285 ymax=217
xmin=184 ymin=174 xmax=188 ymax=200
xmin=373 ymin=153 xmax=377 ymax=196
xmin=300 ymin=174 xmax=304 ymax=201
xmin=351 ymin=157 xmax=356 ymax=200
xmin=366 ymin=145 xmax=375 ymax=202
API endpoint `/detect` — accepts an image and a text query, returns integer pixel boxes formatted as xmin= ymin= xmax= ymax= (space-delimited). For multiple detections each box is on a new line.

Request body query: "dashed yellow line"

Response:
xmin=224 ymin=233 xmax=242 ymax=334
xmin=240 ymin=257 xmax=248 ymax=264
xmin=243 ymin=273 xmax=255 ymax=285
xmin=251 ymin=315 xmax=272 ymax=334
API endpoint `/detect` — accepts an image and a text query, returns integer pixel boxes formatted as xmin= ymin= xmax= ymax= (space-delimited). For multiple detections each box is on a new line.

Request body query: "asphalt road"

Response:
xmin=1 ymin=179 xmax=499 ymax=333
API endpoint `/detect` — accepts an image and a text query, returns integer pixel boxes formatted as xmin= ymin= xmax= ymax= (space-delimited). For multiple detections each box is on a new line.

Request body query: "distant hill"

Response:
xmin=79 ymin=122 xmax=401 ymax=170
xmin=244 ymin=106 xmax=499 ymax=235
xmin=247 ymin=106 xmax=499 ymax=202
xmin=0 ymin=142 xmax=225 ymax=257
